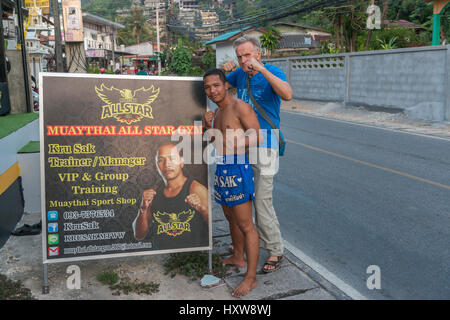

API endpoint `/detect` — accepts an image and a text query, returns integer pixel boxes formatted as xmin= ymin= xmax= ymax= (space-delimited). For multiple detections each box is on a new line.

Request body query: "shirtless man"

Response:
xmin=203 ymin=68 xmax=262 ymax=297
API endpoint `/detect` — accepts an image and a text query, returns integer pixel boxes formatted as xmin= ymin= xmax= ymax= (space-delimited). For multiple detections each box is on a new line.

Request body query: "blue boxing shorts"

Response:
xmin=214 ymin=154 xmax=255 ymax=207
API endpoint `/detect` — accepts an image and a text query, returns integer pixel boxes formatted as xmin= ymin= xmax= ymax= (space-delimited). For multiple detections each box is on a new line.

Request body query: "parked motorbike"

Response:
xmin=31 ymin=75 xmax=39 ymax=112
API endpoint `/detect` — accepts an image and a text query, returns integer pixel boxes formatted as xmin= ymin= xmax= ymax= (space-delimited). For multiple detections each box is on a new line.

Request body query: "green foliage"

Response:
xmin=130 ymin=7 xmax=154 ymax=45
xmin=371 ymin=26 xmax=421 ymax=50
xmin=387 ymin=0 xmax=433 ymax=25
xmin=88 ymin=65 xmax=100 ymax=74
xmin=163 ymin=252 xmax=228 ymax=281
xmin=157 ymin=49 xmax=168 ymax=67
xmin=109 ymin=276 xmax=160 ymax=296
xmin=260 ymin=28 xmax=281 ymax=56
xmin=96 ymin=269 xmax=159 ymax=296
xmin=166 ymin=39 xmax=215 ymax=76
xmin=190 ymin=66 xmax=205 ymax=76
xmin=83 ymin=0 xmax=132 ymax=20
xmin=321 ymin=40 xmax=340 ymax=54
xmin=96 ymin=269 xmax=119 ymax=286
xmin=201 ymin=48 xmax=216 ymax=70
xmin=0 ymin=274 xmax=35 ymax=300
xmin=377 ymin=36 xmax=398 ymax=50
xmin=87 ymin=65 xmax=114 ymax=74
xmin=83 ymin=0 xmax=449 ymax=57
xmin=293 ymin=0 xmax=447 ymax=55
xmin=168 ymin=40 xmax=193 ymax=76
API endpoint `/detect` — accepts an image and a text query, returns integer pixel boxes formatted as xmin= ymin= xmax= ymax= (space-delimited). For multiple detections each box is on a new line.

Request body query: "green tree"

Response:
xmin=260 ymin=28 xmax=280 ymax=57
xmin=131 ymin=7 xmax=153 ymax=45
xmin=201 ymin=47 xmax=216 ymax=70
xmin=168 ymin=39 xmax=192 ymax=76
xmin=322 ymin=1 xmax=368 ymax=53
xmin=83 ymin=0 xmax=132 ymax=20
xmin=372 ymin=25 xmax=420 ymax=49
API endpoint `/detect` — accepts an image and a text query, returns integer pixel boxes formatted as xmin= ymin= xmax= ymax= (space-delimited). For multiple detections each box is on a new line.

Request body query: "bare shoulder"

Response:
xmin=189 ymin=180 xmax=208 ymax=194
xmin=233 ymin=98 xmax=254 ymax=116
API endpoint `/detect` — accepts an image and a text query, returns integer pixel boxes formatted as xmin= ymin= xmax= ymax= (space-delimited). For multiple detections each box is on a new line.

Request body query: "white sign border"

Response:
xmin=39 ymin=72 xmax=213 ymax=264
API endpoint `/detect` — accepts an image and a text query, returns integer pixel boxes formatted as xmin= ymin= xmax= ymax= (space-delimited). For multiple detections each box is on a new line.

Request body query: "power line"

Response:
xmin=170 ymin=0 xmax=348 ymax=31
xmin=167 ymin=0 xmax=350 ymax=41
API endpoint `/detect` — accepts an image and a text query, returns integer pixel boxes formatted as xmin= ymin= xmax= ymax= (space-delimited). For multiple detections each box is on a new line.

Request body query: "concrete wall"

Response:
xmin=6 ymin=50 xmax=30 ymax=114
xmin=18 ymin=152 xmax=40 ymax=214
xmin=215 ymin=42 xmax=237 ymax=68
xmin=0 ymin=178 xmax=24 ymax=248
xmin=266 ymin=45 xmax=450 ymax=121
xmin=0 ymin=119 xmax=39 ymax=175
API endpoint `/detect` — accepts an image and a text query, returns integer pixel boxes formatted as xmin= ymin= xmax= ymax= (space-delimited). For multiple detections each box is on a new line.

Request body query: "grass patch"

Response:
xmin=18 ymin=140 xmax=40 ymax=153
xmin=96 ymin=269 xmax=159 ymax=296
xmin=110 ymin=276 xmax=160 ymax=296
xmin=0 ymin=274 xmax=35 ymax=300
xmin=96 ymin=269 xmax=120 ymax=286
xmin=0 ymin=113 xmax=39 ymax=139
xmin=163 ymin=252 xmax=229 ymax=281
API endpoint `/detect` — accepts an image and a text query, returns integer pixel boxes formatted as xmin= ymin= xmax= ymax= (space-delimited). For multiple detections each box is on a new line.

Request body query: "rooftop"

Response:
xmin=382 ymin=19 xmax=424 ymax=29
xmin=205 ymin=26 xmax=264 ymax=45
xmin=271 ymin=21 xmax=330 ymax=34
xmin=82 ymin=13 xmax=125 ymax=30
xmin=276 ymin=34 xmax=321 ymax=49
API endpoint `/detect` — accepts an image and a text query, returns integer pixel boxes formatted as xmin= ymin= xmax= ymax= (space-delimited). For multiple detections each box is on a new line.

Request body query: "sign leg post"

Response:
xmin=208 ymin=250 xmax=213 ymax=274
xmin=42 ymin=263 xmax=49 ymax=294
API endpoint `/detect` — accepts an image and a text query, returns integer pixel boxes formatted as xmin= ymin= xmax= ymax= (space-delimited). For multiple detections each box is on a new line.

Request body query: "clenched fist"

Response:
xmin=204 ymin=111 xmax=215 ymax=129
xmin=245 ymin=58 xmax=264 ymax=73
xmin=185 ymin=193 xmax=206 ymax=213
xmin=222 ymin=61 xmax=237 ymax=73
xmin=140 ymin=188 xmax=157 ymax=211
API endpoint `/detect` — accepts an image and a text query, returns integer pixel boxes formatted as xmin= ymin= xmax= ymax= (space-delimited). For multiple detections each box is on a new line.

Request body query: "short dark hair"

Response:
xmin=155 ymin=142 xmax=183 ymax=161
xmin=203 ymin=68 xmax=227 ymax=84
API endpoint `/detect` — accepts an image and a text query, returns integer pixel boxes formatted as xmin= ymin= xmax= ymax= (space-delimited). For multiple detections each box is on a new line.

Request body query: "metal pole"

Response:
xmin=42 ymin=263 xmax=49 ymax=294
xmin=0 ymin=1 xmax=12 ymax=115
xmin=432 ymin=13 xmax=441 ymax=46
xmin=156 ymin=7 xmax=161 ymax=75
xmin=111 ymin=28 xmax=115 ymax=71
xmin=16 ymin=0 xmax=32 ymax=113
xmin=208 ymin=250 xmax=213 ymax=273
xmin=0 ymin=2 xmax=8 ymax=82
xmin=51 ymin=0 xmax=64 ymax=71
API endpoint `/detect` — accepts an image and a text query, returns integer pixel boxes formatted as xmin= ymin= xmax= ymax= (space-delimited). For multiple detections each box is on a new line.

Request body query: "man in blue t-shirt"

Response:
xmin=222 ymin=35 xmax=293 ymax=273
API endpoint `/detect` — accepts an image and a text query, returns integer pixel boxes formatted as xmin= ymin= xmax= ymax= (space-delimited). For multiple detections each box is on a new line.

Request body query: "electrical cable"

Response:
xmin=168 ymin=0 xmax=348 ymax=32
xmin=166 ymin=0 xmax=350 ymax=41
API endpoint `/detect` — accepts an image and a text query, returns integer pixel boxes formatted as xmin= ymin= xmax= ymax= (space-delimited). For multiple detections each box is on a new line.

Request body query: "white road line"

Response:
xmin=281 ymin=110 xmax=450 ymax=142
xmin=284 ymin=239 xmax=369 ymax=300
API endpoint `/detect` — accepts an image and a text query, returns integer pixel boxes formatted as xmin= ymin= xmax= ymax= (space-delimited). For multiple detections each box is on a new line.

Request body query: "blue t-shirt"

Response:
xmin=226 ymin=64 xmax=286 ymax=149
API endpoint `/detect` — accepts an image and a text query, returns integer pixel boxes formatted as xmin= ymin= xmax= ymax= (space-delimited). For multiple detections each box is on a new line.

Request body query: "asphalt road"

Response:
xmin=275 ymin=110 xmax=450 ymax=300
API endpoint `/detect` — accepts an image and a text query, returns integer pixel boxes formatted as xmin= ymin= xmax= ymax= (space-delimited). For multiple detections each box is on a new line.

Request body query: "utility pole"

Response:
xmin=16 ymin=0 xmax=32 ymax=112
xmin=156 ymin=7 xmax=161 ymax=75
xmin=51 ymin=0 xmax=64 ymax=72
xmin=166 ymin=0 xmax=174 ymax=65
xmin=112 ymin=29 xmax=115 ymax=71
xmin=0 ymin=1 xmax=12 ymax=115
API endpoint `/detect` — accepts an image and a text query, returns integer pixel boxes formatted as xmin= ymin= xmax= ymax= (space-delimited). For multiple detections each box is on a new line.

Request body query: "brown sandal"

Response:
xmin=262 ymin=256 xmax=283 ymax=273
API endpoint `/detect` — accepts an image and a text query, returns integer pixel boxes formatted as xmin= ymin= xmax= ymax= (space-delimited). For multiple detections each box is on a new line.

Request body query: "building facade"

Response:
xmin=82 ymin=13 xmax=124 ymax=68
